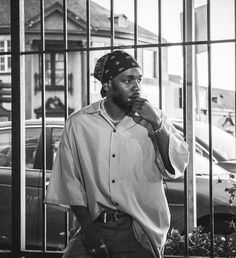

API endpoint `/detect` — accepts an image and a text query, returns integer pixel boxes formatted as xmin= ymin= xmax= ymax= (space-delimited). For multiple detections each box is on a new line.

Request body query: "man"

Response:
xmin=46 ymin=50 xmax=189 ymax=258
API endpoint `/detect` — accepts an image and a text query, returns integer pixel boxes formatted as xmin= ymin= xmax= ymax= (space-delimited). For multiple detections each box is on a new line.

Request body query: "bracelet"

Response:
xmin=153 ymin=120 xmax=164 ymax=134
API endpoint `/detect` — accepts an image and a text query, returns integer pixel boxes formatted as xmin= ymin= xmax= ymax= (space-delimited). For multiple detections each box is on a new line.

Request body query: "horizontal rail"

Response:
xmin=19 ymin=38 xmax=236 ymax=56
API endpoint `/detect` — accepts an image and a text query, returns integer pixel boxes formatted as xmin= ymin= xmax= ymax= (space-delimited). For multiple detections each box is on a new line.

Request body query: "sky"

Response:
xmin=93 ymin=0 xmax=235 ymax=91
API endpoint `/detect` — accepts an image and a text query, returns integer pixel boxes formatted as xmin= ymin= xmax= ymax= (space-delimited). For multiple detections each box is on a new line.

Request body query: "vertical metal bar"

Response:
xmin=158 ymin=0 xmax=162 ymax=109
xmin=40 ymin=0 xmax=47 ymax=251
xmin=234 ymin=0 xmax=236 ymax=142
xmin=185 ymin=0 xmax=196 ymax=237
xmin=207 ymin=0 xmax=214 ymax=256
xmin=63 ymin=0 xmax=70 ymax=246
xmin=11 ymin=0 xmax=26 ymax=254
xmin=134 ymin=0 xmax=138 ymax=58
xmin=63 ymin=0 xmax=68 ymax=119
xmin=110 ymin=0 xmax=114 ymax=50
xmin=86 ymin=0 xmax=91 ymax=105
xmin=182 ymin=0 xmax=189 ymax=255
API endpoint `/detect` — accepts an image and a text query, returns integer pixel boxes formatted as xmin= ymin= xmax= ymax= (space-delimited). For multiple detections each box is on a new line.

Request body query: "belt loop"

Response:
xmin=104 ymin=212 xmax=107 ymax=223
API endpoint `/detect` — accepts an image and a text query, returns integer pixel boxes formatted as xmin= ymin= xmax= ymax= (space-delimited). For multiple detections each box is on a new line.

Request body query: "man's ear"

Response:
xmin=102 ymin=81 xmax=111 ymax=91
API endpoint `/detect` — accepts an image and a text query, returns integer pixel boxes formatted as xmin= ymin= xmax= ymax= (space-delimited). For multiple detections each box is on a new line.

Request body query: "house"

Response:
xmin=203 ymin=87 xmax=235 ymax=134
xmin=0 ymin=0 xmax=167 ymax=119
xmin=168 ymin=74 xmax=235 ymax=134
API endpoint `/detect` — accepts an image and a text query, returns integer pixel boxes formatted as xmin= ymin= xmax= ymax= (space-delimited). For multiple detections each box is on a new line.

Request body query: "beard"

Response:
xmin=112 ymin=93 xmax=132 ymax=112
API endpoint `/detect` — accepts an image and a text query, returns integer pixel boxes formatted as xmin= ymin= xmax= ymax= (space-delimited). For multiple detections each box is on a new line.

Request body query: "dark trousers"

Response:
xmin=63 ymin=216 xmax=154 ymax=258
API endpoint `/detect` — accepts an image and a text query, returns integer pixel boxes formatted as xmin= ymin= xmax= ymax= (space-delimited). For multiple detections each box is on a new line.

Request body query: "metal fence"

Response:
xmin=3 ymin=0 xmax=236 ymax=257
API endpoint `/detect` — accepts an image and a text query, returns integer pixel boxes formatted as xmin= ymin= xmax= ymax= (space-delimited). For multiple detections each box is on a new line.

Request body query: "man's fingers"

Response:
xmin=132 ymin=100 xmax=146 ymax=111
xmin=88 ymin=248 xmax=96 ymax=256
xmin=94 ymin=244 xmax=110 ymax=258
xmin=130 ymin=97 xmax=146 ymax=103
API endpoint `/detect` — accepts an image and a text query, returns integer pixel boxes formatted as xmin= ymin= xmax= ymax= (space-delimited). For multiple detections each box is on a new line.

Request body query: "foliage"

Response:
xmin=223 ymin=173 xmax=236 ymax=205
xmin=164 ymin=226 xmax=236 ymax=257
xmin=164 ymin=173 xmax=236 ymax=256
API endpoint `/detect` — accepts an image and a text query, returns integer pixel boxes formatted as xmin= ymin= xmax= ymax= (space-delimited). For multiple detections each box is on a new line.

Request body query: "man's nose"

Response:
xmin=132 ymin=80 xmax=140 ymax=91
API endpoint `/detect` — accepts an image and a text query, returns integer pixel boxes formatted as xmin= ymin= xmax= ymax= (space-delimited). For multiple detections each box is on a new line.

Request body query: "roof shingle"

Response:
xmin=0 ymin=0 xmax=157 ymax=39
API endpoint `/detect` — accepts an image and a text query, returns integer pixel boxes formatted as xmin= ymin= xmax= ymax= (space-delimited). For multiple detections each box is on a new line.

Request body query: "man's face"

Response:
xmin=108 ymin=67 xmax=142 ymax=109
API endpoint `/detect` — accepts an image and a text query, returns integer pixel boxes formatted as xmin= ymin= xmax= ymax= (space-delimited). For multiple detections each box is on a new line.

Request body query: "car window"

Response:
xmin=0 ymin=127 xmax=41 ymax=168
xmin=51 ymin=127 xmax=63 ymax=162
xmin=25 ymin=128 xmax=41 ymax=168
xmin=0 ymin=128 xmax=11 ymax=166
xmin=195 ymin=122 xmax=236 ymax=161
xmin=174 ymin=121 xmax=236 ymax=161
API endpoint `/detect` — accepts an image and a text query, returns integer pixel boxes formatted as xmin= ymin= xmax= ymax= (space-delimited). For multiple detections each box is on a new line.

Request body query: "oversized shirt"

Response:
xmin=46 ymin=99 xmax=189 ymax=258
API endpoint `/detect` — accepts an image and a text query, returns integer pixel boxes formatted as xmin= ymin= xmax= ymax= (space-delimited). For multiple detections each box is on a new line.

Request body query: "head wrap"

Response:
xmin=93 ymin=50 xmax=141 ymax=84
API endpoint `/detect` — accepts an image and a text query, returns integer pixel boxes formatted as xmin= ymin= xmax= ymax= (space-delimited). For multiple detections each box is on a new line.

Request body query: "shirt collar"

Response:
xmin=84 ymin=99 xmax=103 ymax=114
xmin=84 ymin=98 xmax=143 ymax=130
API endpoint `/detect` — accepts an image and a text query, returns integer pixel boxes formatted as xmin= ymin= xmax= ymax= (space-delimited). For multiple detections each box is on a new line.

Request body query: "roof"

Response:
xmin=200 ymin=86 xmax=235 ymax=110
xmin=0 ymin=0 xmax=157 ymax=40
xmin=211 ymin=87 xmax=235 ymax=110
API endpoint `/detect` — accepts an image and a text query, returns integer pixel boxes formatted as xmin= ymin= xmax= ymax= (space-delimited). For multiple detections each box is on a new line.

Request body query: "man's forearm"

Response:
xmin=71 ymin=205 xmax=93 ymax=227
xmin=154 ymin=125 xmax=175 ymax=174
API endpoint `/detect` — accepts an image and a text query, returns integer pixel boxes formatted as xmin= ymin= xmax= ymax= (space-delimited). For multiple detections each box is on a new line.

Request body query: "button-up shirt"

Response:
xmin=46 ymin=99 xmax=189 ymax=258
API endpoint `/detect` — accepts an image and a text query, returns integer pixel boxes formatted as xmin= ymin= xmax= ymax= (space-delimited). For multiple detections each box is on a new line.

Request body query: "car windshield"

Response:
xmin=195 ymin=122 xmax=236 ymax=161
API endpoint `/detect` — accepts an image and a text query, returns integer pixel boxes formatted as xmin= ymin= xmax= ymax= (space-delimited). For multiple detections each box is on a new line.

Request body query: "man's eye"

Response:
xmin=124 ymin=79 xmax=132 ymax=83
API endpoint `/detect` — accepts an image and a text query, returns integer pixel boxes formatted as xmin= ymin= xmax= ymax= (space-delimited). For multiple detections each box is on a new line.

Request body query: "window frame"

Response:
xmin=0 ymin=39 xmax=11 ymax=73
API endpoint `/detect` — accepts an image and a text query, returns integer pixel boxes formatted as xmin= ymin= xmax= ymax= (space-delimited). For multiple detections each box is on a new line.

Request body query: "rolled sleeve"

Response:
xmin=157 ymin=116 xmax=189 ymax=179
xmin=45 ymin=129 xmax=87 ymax=211
xmin=167 ymin=132 xmax=189 ymax=178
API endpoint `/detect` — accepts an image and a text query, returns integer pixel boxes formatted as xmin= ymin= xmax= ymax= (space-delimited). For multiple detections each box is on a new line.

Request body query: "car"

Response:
xmin=0 ymin=119 xmax=235 ymax=251
xmin=0 ymin=119 xmax=70 ymax=251
xmin=165 ymin=152 xmax=235 ymax=234
xmin=173 ymin=120 xmax=236 ymax=174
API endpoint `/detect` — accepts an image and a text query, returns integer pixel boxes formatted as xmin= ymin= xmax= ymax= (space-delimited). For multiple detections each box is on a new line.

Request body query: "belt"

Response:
xmin=96 ymin=210 xmax=131 ymax=224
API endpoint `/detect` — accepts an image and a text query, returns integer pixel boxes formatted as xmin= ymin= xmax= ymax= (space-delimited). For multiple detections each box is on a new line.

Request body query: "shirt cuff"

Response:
xmin=168 ymin=133 xmax=189 ymax=178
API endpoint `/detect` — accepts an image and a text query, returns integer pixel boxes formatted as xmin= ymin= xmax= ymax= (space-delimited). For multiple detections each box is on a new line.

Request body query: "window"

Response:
xmin=0 ymin=40 xmax=11 ymax=73
xmin=45 ymin=52 xmax=64 ymax=88
xmin=0 ymin=127 xmax=42 ymax=168
xmin=35 ymin=45 xmax=73 ymax=92
xmin=51 ymin=127 xmax=63 ymax=162
xmin=142 ymin=49 xmax=157 ymax=78
xmin=25 ymin=128 xmax=41 ymax=169
xmin=0 ymin=129 xmax=11 ymax=166
xmin=179 ymin=88 xmax=183 ymax=108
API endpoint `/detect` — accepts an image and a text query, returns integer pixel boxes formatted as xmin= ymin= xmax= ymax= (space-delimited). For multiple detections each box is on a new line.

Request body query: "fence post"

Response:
xmin=11 ymin=0 xmax=26 ymax=255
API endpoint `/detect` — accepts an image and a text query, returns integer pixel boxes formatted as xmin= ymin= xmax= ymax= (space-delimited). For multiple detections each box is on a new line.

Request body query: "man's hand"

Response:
xmin=80 ymin=220 xmax=110 ymax=258
xmin=130 ymin=97 xmax=162 ymax=130
xmin=71 ymin=205 xmax=110 ymax=258
xmin=130 ymin=97 xmax=175 ymax=173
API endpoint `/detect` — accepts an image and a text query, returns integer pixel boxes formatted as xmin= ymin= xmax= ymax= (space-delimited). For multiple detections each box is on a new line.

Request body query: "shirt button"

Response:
xmin=112 ymin=179 xmax=115 ymax=183
xmin=112 ymin=154 xmax=115 ymax=157
xmin=113 ymin=129 xmax=116 ymax=133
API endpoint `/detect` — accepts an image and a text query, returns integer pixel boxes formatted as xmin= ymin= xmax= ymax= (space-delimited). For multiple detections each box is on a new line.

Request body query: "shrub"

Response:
xmin=165 ymin=226 xmax=236 ymax=257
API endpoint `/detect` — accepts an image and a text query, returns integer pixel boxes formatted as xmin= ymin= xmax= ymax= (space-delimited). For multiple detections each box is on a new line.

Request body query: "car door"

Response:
xmin=25 ymin=124 xmax=69 ymax=250
xmin=164 ymin=152 xmax=236 ymax=235
xmin=46 ymin=126 xmax=71 ymax=250
xmin=0 ymin=125 xmax=42 ymax=249
xmin=0 ymin=126 xmax=12 ymax=249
